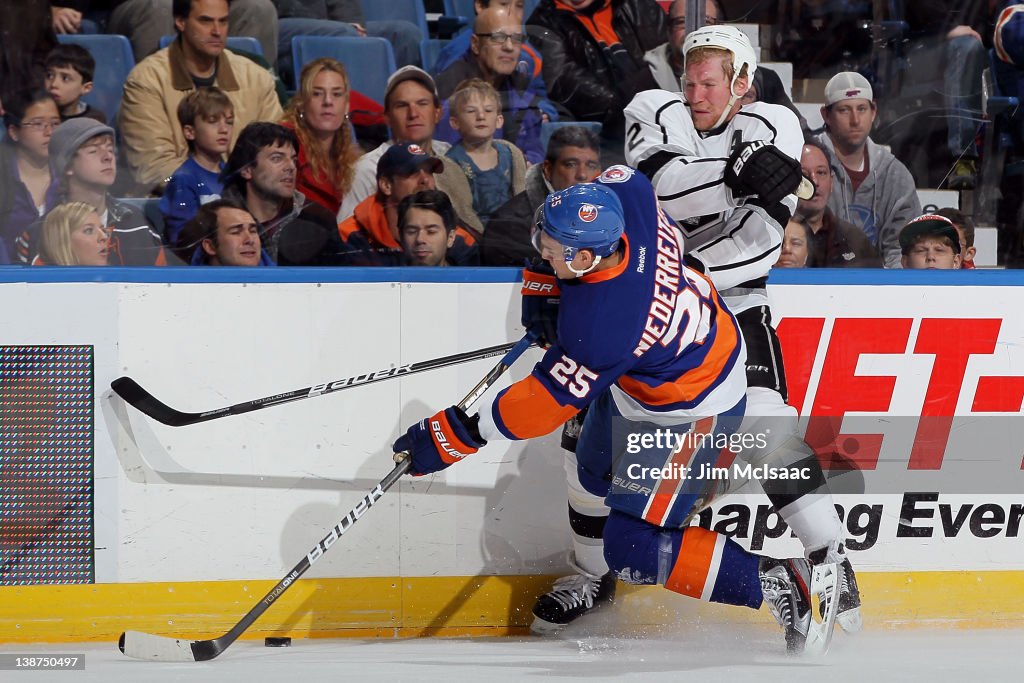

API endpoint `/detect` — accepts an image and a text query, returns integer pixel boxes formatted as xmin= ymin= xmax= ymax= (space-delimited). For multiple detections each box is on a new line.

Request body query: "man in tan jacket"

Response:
xmin=119 ymin=0 xmax=282 ymax=190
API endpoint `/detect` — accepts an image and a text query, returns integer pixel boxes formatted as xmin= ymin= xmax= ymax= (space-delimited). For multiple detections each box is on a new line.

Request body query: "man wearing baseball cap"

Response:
xmin=338 ymin=66 xmax=482 ymax=236
xmin=818 ymin=71 xmax=921 ymax=269
xmin=899 ymin=213 xmax=963 ymax=269
xmin=336 ymin=142 xmax=478 ymax=266
xmin=17 ymin=118 xmax=168 ymax=265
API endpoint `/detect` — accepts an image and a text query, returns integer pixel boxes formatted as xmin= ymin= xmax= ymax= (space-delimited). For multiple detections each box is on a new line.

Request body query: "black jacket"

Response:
xmin=482 ymin=165 xmax=549 ymax=266
xmin=526 ymin=0 xmax=666 ymax=129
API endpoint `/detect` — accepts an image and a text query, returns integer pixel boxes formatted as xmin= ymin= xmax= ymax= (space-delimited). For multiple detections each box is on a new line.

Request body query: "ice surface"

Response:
xmin=1 ymin=626 xmax=1018 ymax=682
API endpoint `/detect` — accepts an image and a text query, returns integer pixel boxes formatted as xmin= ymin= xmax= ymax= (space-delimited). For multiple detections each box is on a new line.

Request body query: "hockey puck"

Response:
xmin=264 ymin=637 xmax=291 ymax=647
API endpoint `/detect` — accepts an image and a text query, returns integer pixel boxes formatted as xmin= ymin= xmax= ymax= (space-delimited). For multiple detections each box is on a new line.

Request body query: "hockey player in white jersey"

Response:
xmin=530 ymin=25 xmax=860 ymax=650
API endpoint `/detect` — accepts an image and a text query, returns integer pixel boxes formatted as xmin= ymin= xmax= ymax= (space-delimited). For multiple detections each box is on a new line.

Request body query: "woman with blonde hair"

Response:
xmin=35 ymin=201 xmax=108 ymax=266
xmin=281 ymin=57 xmax=361 ymax=215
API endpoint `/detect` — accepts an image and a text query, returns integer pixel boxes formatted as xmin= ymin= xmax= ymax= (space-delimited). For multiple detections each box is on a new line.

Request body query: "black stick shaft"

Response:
xmin=111 ymin=341 xmax=517 ymax=427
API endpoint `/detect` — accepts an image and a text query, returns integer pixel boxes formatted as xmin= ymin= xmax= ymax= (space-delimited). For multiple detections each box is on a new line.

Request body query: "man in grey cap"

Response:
xmin=818 ymin=71 xmax=921 ymax=269
xmin=338 ymin=66 xmax=482 ymax=236
xmin=16 ymin=117 xmax=167 ymax=265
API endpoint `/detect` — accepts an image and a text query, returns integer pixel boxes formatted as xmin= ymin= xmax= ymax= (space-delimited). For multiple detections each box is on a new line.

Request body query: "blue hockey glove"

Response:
xmin=521 ymin=260 xmax=560 ymax=348
xmin=393 ymin=406 xmax=486 ymax=476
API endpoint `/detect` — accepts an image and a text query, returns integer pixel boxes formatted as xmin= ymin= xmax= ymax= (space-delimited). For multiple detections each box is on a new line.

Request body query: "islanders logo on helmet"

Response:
xmin=578 ymin=204 xmax=599 ymax=222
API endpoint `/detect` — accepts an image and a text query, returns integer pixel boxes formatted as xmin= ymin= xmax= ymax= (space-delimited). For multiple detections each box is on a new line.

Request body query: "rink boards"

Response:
xmin=1 ymin=267 xmax=1023 ymax=642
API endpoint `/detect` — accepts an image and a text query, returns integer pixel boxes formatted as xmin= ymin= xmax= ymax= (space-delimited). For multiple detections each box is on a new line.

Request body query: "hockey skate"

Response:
xmin=530 ymin=557 xmax=616 ymax=635
xmin=809 ymin=544 xmax=862 ymax=633
xmin=759 ymin=556 xmax=839 ymax=655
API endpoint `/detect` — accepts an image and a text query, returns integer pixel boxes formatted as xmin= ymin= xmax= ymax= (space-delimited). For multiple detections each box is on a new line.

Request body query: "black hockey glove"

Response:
xmin=725 ymin=141 xmax=803 ymax=205
xmin=521 ymin=259 xmax=560 ymax=348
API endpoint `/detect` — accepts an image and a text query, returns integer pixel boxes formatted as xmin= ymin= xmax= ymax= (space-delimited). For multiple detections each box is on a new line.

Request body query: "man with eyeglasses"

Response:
xmin=645 ymin=0 xmax=805 ymax=129
xmin=435 ymin=6 xmax=554 ymax=163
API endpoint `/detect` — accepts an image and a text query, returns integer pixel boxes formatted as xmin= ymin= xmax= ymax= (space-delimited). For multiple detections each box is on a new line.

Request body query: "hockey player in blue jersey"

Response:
xmin=394 ymin=168 xmax=836 ymax=654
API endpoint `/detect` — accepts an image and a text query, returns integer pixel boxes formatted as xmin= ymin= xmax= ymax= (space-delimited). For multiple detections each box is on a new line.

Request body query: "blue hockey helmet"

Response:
xmin=533 ymin=183 xmax=625 ymax=269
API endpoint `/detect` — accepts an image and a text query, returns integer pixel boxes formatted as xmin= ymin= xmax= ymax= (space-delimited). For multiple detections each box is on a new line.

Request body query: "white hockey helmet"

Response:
xmin=683 ymin=24 xmax=757 ymax=87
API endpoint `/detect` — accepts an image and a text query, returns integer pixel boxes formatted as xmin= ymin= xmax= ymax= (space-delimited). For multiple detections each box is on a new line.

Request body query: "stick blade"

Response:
xmin=111 ymin=377 xmax=198 ymax=427
xmin=796 ymin=176 xmax=816 ymax=200
xmin=119 ymin=630 xmax=200 ymax=662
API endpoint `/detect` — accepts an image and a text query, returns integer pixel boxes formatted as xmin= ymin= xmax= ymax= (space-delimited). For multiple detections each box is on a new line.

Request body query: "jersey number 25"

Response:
xmin=549 ymin=356 xmax=599 ymax=399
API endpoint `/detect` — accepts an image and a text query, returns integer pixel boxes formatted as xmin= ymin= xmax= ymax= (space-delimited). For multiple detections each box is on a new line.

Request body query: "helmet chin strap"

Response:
xmin=567 ymin=255 xmax=601 ymax=277
xmin=711 ymin=75 xmax=742 ymax=130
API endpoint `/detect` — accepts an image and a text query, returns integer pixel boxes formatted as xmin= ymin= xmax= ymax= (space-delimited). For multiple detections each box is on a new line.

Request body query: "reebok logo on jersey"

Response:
xmin=578 ymin=204 xmax=598 ymax=222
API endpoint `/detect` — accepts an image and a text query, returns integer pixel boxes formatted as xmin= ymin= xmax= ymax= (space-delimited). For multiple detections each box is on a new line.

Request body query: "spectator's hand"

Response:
xmin=51 ymin=6 xmax=83 ymax=34
xmin=947 ymin=25 xmax=982 ymax=42
xmin=349 ymin=23 xmax=367 ymax=37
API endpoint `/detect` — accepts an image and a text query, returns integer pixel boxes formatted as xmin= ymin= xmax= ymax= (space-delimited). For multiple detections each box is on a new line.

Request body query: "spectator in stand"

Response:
xmin=899 ymin=213 xmax=963 ymax=269
xmin=339 ymin=67 xmax=483 ymax=236
xmin=796 ymin=137 xmax=880 ymax=268
xmin=526 ymin=0 xmax=666 ymax=150
xmin=337 ymin=142 xmax=479 ymax=266
xmin=483 ymin=124 xmax=600 ymax=265
xmin=435 ymin=5 xmax=553 ymax=163
xmin=903 ymin=0 xmax=994 ymax=189
xmin=119 ymin=0 xmax=283 ymax=190
xmin=436 ymin=1 xmax=526 ymax=71
xmin=274 ymin=1 xmax=422 ymax=88
xmin=934 ymin=207 xmax=978 ymax=269
xmin=18 ymin=118 xmax=167 ymax=265
xmin=0 ymin=1 xmax=58 ymax=112
xmin=185 ymin=198 xmax=273 ymax=265
xmin=44 ymin=44 xmax=107 ymax=124
xmin=213 ymin=122 xmax=342 ymax=265
xmin=0 ymin=91 xmax=62 ymax=264
xmin=280 ymin=58 xmax=360 ymax=216
xmin=818 ymin=71 xmax=921 ymax=269
xmin=159 ymin=87 xmax=233 ymax=247
xmin=53 ymin=1 xmax=278 ymax=66
xmin=398 ymin=190 xmax=459 ymax=266
xmin=774 ymin=215 xmax=811 ymax=268
xmin=645 ymin=0 xmax=806 ymax=129
xmin=33 ymin=201 xmax=109 ymax=266
xmin=445 ymin=79 xmax=527 ymax=225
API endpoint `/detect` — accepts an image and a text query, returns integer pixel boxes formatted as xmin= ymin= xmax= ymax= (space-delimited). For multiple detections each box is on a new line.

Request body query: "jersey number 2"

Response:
xmin=550 ymin=356 xmax=598 ymax=399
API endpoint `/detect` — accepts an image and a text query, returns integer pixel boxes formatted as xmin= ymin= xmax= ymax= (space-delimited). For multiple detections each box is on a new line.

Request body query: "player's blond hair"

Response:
xmin=687 ymin=46 xmax=749 ymax=82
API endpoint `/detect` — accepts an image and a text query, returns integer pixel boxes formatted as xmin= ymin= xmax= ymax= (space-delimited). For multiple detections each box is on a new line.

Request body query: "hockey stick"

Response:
xmin=111 ymin=341 xmax=517 ymax=427
xmin=118 ymin=332 xmax=537 ymax=662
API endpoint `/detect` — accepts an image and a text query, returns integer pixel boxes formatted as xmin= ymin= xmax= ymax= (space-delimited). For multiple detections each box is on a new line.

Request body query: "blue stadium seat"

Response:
xmin=55 ymin=34 xmax=134 ymax=123
xmin=443 ymin=0 xmax=474 ymax=17
xmin=291 ymin=36 xmax=397 ymax=105
xmin=419 ymin=39 xmax=450 ymax=74
xmin=360 ymin=0 xmax=429 ymax=42
xmin=540 ymin=121 xmax=602 ymax=154
xmin=157 ymin=35 xmax=264 ymax=56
